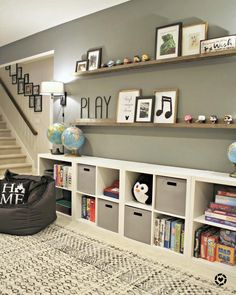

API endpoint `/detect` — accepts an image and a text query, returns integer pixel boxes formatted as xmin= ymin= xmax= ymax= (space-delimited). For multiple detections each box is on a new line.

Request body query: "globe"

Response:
xmin=61 ymin=126 xmax=85 ymax=154
xmin=47 ymin=123 xmax=66 ymax=145
xmin=227 ymin=142 xmax=236 ymax=177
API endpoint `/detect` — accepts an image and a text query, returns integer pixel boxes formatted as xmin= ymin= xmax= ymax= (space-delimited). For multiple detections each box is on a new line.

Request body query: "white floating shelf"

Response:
xmin=154 ymin=209 xmax=185 ymax=219
xmin=194 ymin=215 xmax=236 ymax=231
xmin=125 ymin=201 xmax=152 ymax=211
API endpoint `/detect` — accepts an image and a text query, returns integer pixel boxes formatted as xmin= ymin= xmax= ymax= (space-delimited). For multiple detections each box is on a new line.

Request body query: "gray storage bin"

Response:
xmin=156 ymin=176 xmax=186 ymax=216
xmin=97 ymin=199 xmax=119 ymax=233
xmin=78 ymin=164 xmax=96 ymax=195
xmin=124 ymin=206 xmax=151 ymax=244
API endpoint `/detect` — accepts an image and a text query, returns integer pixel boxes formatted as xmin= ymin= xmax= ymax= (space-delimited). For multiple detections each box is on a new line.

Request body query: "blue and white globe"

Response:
xmin=47 ymin=123 xmax=66 ymax=145
xmin=61 ymin=126 xmax=85 ymax=154
xmin=228 ymin=142 xmax=236 ymax=164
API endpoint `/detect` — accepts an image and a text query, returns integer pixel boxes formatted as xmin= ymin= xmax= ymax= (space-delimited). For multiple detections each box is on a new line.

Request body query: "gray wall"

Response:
xmin=1 ymin=0 xmax=236 ymax=172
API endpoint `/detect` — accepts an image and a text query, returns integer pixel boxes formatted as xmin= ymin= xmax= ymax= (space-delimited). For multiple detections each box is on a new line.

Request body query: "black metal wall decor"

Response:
xmin=80 ymin=95 xmax=111 ymax=119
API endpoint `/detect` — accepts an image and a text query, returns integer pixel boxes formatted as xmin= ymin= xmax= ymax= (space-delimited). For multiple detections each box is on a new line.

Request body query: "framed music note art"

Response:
xmin=135 ymin=95 xmax=155 ymax=123
xmin=117 ymin=89 xmax=141 ymax=123
xmin=153 ymin=88 xmax=178 ymax=124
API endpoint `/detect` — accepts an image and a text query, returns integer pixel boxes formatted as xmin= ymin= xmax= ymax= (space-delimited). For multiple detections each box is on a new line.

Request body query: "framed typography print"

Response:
xmin=116 ymin=89 xmax=141 ymax=123
xmin=87 ymin=48 xmax=102 ymax=71
xmin=153 ymin=88 xmax=178 ymax=124
xmin=135 ymin=95 xmax=155 ymax=123
xmin=155 ymin=23 xmax=182 ymax=60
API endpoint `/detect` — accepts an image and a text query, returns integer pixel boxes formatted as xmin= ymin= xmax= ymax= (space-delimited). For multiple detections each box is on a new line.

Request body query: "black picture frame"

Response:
xmin=34 ymin=95 xmax=42 ymax=112
xmin=17 ymin=78 xmax=24 ymax=94
xmin=134 ymin=95 xmax=155 ymax=123
xmin=24 ymin=83 xmax=33 ymax=96
xmin=24 ymin=73 xmax=29 ymax=84
xmin=33 ymin=85 xmax=40 ymax=95
xmin=155 ymin=22 xmax=182 ymax=60
xmin=17 ymin=67 xmax=22 ymax=79
xmin=75 ymin=59 xmax=88 ymax=72
xmin=12 ymin=75 xmax=17 ymax=85
xmin=5 ymin=65 xmax=10 ymax=70
xmin=29 ymin=96 xmax=35 ymax=108
xmin=10 ymin=64 xmax=18 ymax=76
xmin=87 ymin=48 xmax=102 ymax=71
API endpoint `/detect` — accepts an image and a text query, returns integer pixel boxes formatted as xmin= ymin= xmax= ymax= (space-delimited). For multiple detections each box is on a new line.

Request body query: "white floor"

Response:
xmin=56 ymin=214 xmax=236 ymax=289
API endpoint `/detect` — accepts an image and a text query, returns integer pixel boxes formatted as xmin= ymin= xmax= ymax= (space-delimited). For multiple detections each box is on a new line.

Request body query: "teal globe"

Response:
xmin=47 ymin=123 xmax=66 ymax=145
xmin=228 ymin=142 xmax=236 ymax=164
xmin=61 ymin=127 xmax=85 ymax=153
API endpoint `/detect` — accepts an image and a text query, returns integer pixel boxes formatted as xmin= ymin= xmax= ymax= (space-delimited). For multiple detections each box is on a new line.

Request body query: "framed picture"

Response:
xmin=12 ymin=75 xmax=17 ymax=85
xmin=17 ymin=66 xmax=22 ymax=79
xmin=10 ymin=64 xmax=17 ymax=76
xmin=5 ymin=65 xmax=10 ymax=70
xmin=34 ymin=95 xmax=42 ymax=112
xmin=182 ymin=23 xmax=208 ymax=56
xmin=155 ymin=23 xmax=182 ymax=60
xmin=24 ymin=73 xmax=29 ymax=84
xmin=75 ymin=60 xmax=88 ymax=72
xmin=33 ymin=85 xmax=40 ymax=95
xmin=134 ymin=95 xmax=155 ymax=123
xmin=17 ymin=78 xmax=24 ymax=94
xmin=153 ymin=88 xmax=178 ymax=124
xmin=24 ymin=83 xmax=33 ymax=96
xmin=29 ymin=96 xmax=35 ymax=108
xmin=200 ymin=35 xmax=236 ymax=54
xmin=87 ymin=48 xmax=102 ymax=71
xmin=117 ymin=89 xmax=141 ymax=123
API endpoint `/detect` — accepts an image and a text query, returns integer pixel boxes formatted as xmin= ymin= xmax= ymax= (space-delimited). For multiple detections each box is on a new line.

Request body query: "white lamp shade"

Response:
xmin=40 ymin=81 xmax=64 ymax=95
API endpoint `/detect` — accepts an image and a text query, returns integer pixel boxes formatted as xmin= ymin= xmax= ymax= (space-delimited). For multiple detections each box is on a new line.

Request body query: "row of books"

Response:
xmin=82 ymin=196 xmax=95 ymax=222
xmin=194 ymin=225 xmax=236 ymax=265
xmin=53 ymin=164 xmax=72 ymax=189
xmin=154 ymin=217 xmax=184 ymax=253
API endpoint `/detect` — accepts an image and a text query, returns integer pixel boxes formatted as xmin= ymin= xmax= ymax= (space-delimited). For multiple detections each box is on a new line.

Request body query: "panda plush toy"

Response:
xmin=132 ymin=174 xmax=152 ymax=205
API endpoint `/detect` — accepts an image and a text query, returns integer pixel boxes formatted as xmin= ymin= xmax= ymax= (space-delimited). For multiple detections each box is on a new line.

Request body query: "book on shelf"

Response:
xmin=205 ymin=209 xmax=236 ymax=223
xmin=174 ymin=220 xmax=184 ymax=253
xmin=200 ymin=228 xmax=218 ymax=259
xmin=81 ymin=195 xmax=96 ymax=223
xmin=209 ymin=202 xmax=236 ymax=214
xmin=205 ymin=215 xmax=236 ymax=227
xmin=53 ymin=164 xmax=72 ymax=189
xmin=194 ymin=225 xmax=210 ymax=258
xmin=154 ymin=217 xmax=161 ymax=246
xmin=215 ymin=194 xmax=236 ymax=207
xmin=217 ymin=190 xmax=236 ymax=198
xmin=206 ymin=233 xmax=219 ymax=262
xmin=164 ymin=219 xmax=172 ymax=249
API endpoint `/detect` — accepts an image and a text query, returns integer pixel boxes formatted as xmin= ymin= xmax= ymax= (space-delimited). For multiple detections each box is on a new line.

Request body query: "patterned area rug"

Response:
xmin=0 ymin=224 xmax=235 ymax=295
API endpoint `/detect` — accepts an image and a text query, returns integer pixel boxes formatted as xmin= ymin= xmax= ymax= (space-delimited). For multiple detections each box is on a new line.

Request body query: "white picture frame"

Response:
xmin=116 ymin=89 xmax=141 ymax=123
xmin=154 ymin=88 xmax=178 ymax=124
xmin=182 ymin=23 xmax=208 ymax=56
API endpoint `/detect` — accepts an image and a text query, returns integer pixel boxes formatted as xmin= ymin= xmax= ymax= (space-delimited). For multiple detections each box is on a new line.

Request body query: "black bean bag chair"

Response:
xmin=0 ymin=170 xmax=57 ymax=235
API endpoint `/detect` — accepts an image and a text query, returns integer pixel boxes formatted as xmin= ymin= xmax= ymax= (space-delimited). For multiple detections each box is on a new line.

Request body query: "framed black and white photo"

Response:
xmin=34 ymin=95 xmax=42 ymax=112
xmin=5 ymin=65 xmax=10 ymax=70
xmin=155 ymin=23 xmax=182 ymax=60
xmin=75 ymin=60 xmax=88 ymax=72
xmin=17 ymin=66 xmax=22 ymax=79
xmin=33 ymin=85 xmax=40 ymax=95
xmin=10 ymin=64 xmax=17 ymax=76
xmin=87 ymin=48 xmax=102 ymax=71
xmin=17 ymin=78 xmax=24 ymax=94
xmin=12 ymin=75 xmax=17 ymax=85
xmin=135 ymin=95 xmax=155 ymax=123
xmin=24 ymin=83 xmax=33 ymax=96
xmin=29 ymin=96 xmax=35 ymax=108
xmin=24 ymin=73 xmax=29 ymax=84
xmin=153 ymin=88 xmax=178 ymax=124
xmin=116 ymin=89 xmax=141 ymax=123
xmin=182 ymin=23 xmax=208 ymax=56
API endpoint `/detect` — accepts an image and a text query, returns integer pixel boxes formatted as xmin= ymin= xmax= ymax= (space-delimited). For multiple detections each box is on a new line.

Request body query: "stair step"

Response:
xmin=0 ymin=137 xmax=16 ymax=145
xmin=0 ymin=146 xmax=21 ymax=155
xmin=0 ymin=154 xmax=26 ymax=165
xmin=0 ymin=129 xmax=11 ymax=136
xmin=0 ymin=121 xmax=7 ymax=129
xmin=0 ymin=163 xmax=32 ymax=175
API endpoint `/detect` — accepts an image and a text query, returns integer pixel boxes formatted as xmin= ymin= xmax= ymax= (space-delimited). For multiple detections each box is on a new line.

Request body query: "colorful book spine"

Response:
xmin=174 ymin=221 xmax=183 ymax=253
xmin=180 ymin=225 xmax=185 ymax=254
xmin=201 ymin=230 xmax=212 ymax=259
xmin=194 ymin=225 xmax=210 ymax=258
xmin=159 ymin=218 xmax=167 ymax=247
xmin=67 ymin=167 xmax=72 ymax=190
xmin=170 ymin=219 xmax=179 ymax=251
xmin=215 ymin=195 xmax=236 ymax=207
xmin=205 ymin=209 xmax=236 ymax=223
xmin=82 ymin=196 xmax=87 ymax=219
xmin=207 ymin=234 xmax=219 ymax=262
xmin=90 ymin=198 xmax=96 ymax=222
xmin=205 ymin=216 xmax=236 ymax=227
xmin=164 ymin=219 xmax=172 ymax=249
xmin=209 ymin=202 xmax=236 ymax=214
xmin=154 ymin=217 xmax=161 ymax=246
xmin=87 ymin=198 xmax=90 ymax=220
xmin=217 ymin=190 xmax=236 ymax=198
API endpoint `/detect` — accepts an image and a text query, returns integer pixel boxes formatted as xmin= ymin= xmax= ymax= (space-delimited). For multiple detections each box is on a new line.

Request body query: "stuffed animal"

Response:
xmin=132 ymin=174 xmax=152 ymax=205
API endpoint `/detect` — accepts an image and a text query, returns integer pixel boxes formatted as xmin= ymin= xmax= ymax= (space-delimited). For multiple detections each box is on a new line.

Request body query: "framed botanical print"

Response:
xmin=87 ymin=48 xmax=102 ymax=71
xmin=24 ymin=83 xmax=33 ymax=96
xmin=116 ymin=89 xmax=141 ymax=123
xmin=34 ymin=95 xmax=42 ymax=112
xmin=17 ymin=78 xmax=24 ymax=94
xmin=134 ymin=95 xmax=155 ymax=123
xmin=182 ymin=23 xmax=208 ymax=56
xmin=153 ymin=88 xmax=178 ymax=124
xmin=155 ymin=23 xmax=182 ymax=60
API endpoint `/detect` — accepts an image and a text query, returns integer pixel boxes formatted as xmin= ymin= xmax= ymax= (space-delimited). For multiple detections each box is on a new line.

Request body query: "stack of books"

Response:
xmin=154 ymin=216 xmax=184 ymax=253
xmin=53 ymin=164 xmax=72 ymax=189
xmin=204 ymin=189 xmax=236 ymax=228
xmin=81 ymin=196 xmax=95 ymax=222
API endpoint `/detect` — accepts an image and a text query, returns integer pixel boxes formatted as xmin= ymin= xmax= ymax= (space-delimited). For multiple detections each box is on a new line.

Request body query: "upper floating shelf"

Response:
xmin=74 ymin=49 xmax=236 ymax=76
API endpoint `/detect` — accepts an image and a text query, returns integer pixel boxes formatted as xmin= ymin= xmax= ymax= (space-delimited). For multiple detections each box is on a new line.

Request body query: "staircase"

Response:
xmin=0 ymin=114 xmax=32 ymax=177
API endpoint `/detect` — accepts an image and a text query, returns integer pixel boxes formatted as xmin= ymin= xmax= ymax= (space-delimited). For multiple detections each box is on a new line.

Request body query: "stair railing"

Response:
xmin=0 ymin=78 xmax=38 ymax=136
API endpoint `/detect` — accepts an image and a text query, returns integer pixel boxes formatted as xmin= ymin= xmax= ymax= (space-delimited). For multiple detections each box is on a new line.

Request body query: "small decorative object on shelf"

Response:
xmin=227 ymin=142 xmax=236 ymax=177
xmin=201 ymin=35 xmax=236 ymax=54
xmin=101 ymin=63 xmax=108 ymax=68
xmin=115 ymin=59 xmax=122 ymax=65
xmin=184 ymin=114 xmax=193 ymax=123
xmin=133 ymin=55 xmax=141 ymax=63
xmin=209 ymin=115 xmax=218 ymax=124
xmin=132 ymin=174 xmax=152 ymax=205
xmin=87 ymin=48 xmax=102 ymax=71
xmin=196 ymin=115 xmax=206 ymax=123
xmin=75 ymin=60 xmax=88 ymax=72
xmin=47 ymin=123 xmax=66 ymax=155
xmin=61 ymin=126 xmax=85 ymax=156
xmin=155 ymin=23 xmax=182 ymax=60
xmin=141 ymin=54 xmax=150 ymax=62
xmin=104 ymin=180 xmax=119 ymax=199
xmin=123 ymin=57 xmax=131 ymax=64
xmin=107 ymin=60 xmax=115 ymax=67
xmin=224 ymin=114 xmax=233 ymax=124
xmin=135 ymin=95 xmax=155 ymax=123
